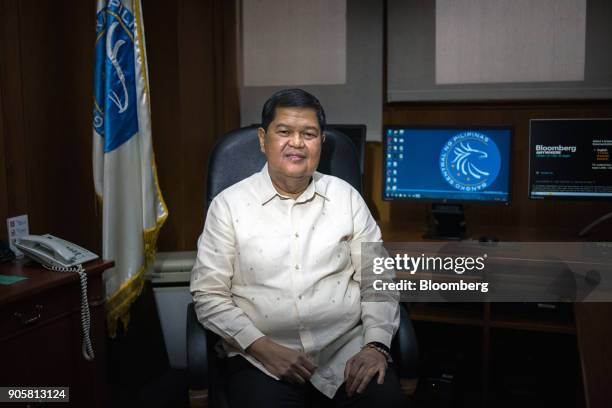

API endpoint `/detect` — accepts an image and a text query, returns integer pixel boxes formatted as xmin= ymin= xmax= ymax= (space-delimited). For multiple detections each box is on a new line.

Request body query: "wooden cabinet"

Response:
xmin=0 ymin=260 xmax=113 ymax=407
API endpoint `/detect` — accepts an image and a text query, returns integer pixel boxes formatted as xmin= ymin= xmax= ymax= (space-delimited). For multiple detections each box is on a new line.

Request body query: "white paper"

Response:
xmin=6 ymin=214 xmax=29 ymax=257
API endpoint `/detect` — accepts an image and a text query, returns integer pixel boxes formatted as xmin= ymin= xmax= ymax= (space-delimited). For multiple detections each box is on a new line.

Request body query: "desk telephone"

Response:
xmin=15 ymin=234 xmax=99 ymax=361
xmin=15 ymin=234 xmax=98 ymax=269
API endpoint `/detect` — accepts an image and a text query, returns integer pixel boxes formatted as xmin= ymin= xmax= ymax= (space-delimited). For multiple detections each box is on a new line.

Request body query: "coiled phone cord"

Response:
xmin=44 ymin=263 xmax=95 ymax=361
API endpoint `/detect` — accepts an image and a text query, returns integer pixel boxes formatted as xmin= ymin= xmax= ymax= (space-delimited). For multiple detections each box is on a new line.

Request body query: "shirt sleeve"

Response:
xmin=190 ymin=196 xmax=265 ymax=351
xmin=348 ymin=188 xmax=400 ymax=349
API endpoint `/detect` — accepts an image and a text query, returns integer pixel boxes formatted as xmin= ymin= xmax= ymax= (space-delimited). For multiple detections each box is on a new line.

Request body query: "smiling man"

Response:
xmin=190 ymin=89 xmax=406 ymax=407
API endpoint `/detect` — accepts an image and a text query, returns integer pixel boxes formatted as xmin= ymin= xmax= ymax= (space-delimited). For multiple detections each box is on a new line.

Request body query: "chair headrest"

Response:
xmin=206 ymin=126 xmax=362 ymax=204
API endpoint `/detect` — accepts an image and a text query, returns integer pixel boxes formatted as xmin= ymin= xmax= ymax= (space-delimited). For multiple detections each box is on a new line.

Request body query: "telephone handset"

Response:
xmin=15 ymin=234 xmax=99 ymax=361
xmin=15 ymin=234 xmax=98 ymax=269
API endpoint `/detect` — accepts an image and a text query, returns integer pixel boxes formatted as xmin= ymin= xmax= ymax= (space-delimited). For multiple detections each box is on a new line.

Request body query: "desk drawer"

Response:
xmin=0 ymin=280 xmax=81 ymax=340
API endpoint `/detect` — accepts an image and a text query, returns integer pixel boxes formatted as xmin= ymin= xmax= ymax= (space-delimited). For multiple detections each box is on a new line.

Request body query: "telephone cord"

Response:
xmin=44 ymin=263 xmax=95 ymax=361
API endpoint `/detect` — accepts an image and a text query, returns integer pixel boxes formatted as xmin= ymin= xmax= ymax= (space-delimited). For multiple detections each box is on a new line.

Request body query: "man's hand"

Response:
xmin=246 ymin=336 xmax=317 ymax=385
xmin=344 ymin=347 xmax=388 ymax=396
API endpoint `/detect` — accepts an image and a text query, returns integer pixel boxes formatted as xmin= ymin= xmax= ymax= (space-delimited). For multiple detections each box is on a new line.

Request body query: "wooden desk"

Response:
xmin=379 ymin=221 xmax=611 ymax=408
xmin=379 ymin=220 xmax=611 ymax=242
xmin=0 ymin=259 xmax=114 ymax=407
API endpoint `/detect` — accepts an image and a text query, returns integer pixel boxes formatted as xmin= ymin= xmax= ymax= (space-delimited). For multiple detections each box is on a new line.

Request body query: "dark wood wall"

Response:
xmin=1 ymin=0 xmax=95 ymax=247
xmin=145 ymin=0 xmax=239 ymax=251
xmin=0 ymin=68 xmax=7 ymax=241
xmin=0 ymin=0 xmax=238 ymax=252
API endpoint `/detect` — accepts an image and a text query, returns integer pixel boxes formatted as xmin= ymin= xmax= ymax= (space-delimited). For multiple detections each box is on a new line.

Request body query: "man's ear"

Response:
xmin=322 ymin=131 xmax=326 ymax=144
xmin=257 ymin=127 xmax=266 ymax=153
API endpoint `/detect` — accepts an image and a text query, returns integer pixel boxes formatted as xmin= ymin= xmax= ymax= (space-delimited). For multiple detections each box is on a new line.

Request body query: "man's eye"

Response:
xmin=279 ymin=130 xmax=290 ymax=136
xmin=303 ymin=132 xmax=317 ymax=139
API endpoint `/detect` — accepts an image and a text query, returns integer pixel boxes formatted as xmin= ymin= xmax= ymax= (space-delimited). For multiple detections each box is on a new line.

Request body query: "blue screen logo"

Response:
xmin=440 ymin=132 xmax=501 ymax=192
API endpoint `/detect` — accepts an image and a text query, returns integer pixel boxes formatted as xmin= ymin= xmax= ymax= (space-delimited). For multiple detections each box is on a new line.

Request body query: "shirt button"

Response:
xmin=295 ymin=265 xmax=300 ymax=270
xmin=295 ymin=233 xmax=299 ymax=238
xmin=298 ymin=295 xmax=303 ymax=300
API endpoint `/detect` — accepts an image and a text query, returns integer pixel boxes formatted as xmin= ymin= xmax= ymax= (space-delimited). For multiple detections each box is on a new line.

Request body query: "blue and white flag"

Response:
xmin=93 ymin=0 xmax=168 ymax=337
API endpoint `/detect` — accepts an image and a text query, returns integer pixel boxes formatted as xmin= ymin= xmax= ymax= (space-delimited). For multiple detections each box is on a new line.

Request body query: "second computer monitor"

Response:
xmin=383 ymin=126 xmax=512 ymax=203
xmin=529 ymin=118 xmax=612 ymax=200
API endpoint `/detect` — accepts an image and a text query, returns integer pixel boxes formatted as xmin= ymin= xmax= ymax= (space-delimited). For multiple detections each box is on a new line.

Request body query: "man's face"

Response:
xmin=258 ymin=107 xmax=325 ymax=182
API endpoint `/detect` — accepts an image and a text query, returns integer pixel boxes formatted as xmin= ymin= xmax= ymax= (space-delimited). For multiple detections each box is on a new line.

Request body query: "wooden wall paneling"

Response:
xmin=212 ymin=0 xmax=239 ymax=136
xmin=222 ymin=0 xmax=240 ymax=134
xmin=0 ymin=0 xmax=28 ymax=220
xmin=383 ymin=102 xmax=612 ymax=233
xmin=141 ymin=0 xmax=182 ymax=252
xmin=59 ymin=0 xmax=99 ymax=251
xmin=177 ymin=0 xmax=219 ymax=250
xmin=164 ymin=0 xmax=239 ymax=251
xmin=0 ymin=75 xmax=7 ymax=241
xmin=56 ymin=0 xmax=98 ymax=250
xmin=143 ymin=0 xmax=240 ymax=252
xmin=17 ymin=1 xmax=98 ymax=250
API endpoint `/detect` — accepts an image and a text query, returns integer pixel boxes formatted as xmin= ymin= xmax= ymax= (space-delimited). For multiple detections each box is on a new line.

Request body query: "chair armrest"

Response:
xmin=186 ymin=302 xmax=209 ymax=390
xmin=391 ymin=303 xmax=419 ymax=379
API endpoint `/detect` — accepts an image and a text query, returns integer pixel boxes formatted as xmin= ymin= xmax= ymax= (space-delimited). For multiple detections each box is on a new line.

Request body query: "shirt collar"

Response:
xmin=258 ymin=163 xmax=329 ymax=205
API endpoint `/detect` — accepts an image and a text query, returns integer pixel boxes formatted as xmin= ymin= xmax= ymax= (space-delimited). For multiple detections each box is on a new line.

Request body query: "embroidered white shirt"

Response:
xmin=190 ymin=164 xmax=399 ymax=398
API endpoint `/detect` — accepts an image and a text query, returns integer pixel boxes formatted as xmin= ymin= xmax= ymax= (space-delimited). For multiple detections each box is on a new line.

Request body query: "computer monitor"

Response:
xmin=529 ymin=119 xmax=612 ymax=200
xmin=383 ymin=126 xmax=512 ymax=203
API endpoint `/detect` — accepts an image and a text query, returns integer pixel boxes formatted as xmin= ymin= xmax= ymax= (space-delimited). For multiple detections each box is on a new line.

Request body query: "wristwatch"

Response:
xmin=364 ymin=342 xmax=393 ymax=362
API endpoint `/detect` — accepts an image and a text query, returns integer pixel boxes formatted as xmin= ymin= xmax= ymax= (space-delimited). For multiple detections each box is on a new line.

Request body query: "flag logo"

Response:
xmin=94 ymin=0 xmax=137 ymax=152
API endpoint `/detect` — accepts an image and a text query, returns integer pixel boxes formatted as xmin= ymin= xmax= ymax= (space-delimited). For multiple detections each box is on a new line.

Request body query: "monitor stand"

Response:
xmin=423 ymin=203 xmax=466 ymax=240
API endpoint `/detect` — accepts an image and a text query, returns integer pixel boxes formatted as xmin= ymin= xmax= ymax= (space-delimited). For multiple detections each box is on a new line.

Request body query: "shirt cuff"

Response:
xmin=364 ymin=327 xmax=393 ymax=349
xmin=234 ymin=324 xmax=265 ymax=351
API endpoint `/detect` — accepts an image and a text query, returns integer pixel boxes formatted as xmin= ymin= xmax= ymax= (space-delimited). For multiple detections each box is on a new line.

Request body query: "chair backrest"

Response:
xmin=327 ymin=124 xmax=366 ymax=176
xmin=206 ymin=126 xmax=362 ymax=205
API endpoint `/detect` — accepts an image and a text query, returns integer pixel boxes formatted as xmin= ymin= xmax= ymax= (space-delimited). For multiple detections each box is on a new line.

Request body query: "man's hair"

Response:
xmin=261 ymin=88 xmax=326 ymax=132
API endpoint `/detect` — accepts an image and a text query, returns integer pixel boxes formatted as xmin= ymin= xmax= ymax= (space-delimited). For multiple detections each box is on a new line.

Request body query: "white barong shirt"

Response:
xmin=190 ymin=164 xmax=399 ymax=398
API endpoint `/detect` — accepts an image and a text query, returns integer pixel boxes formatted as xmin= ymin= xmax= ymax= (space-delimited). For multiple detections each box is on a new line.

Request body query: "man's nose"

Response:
xmin=289 ymin=132 xmax=305 ymax=147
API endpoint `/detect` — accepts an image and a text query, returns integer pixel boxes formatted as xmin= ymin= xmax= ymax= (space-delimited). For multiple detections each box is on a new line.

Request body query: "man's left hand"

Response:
xmin=344 ymin=347 xmax=388 ymax=396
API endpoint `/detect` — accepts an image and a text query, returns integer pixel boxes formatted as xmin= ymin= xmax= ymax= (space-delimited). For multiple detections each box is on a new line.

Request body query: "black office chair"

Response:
xmin=186 ymin=125 xmax=418 ymax=407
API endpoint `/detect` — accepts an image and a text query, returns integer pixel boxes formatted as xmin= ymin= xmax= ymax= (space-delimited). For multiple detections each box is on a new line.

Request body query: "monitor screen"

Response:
xmin=529 ymin=119 xmax=612 ymax=200
xmin=383 ymin=126 xmax=512 ymax=203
